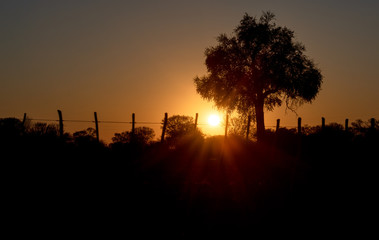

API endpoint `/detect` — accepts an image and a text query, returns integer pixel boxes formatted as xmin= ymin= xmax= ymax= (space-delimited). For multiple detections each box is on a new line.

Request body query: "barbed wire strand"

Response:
xmin=11 ymin=117 xmax=299 ymax=128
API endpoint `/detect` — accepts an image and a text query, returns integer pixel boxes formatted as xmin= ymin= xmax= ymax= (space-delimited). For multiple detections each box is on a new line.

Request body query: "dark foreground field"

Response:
xmin=2 ymin=123 xmax=378 ymax=238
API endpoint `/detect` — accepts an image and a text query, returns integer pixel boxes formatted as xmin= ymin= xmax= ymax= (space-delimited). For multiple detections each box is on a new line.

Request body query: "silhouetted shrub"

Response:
xmin=28 ymin=122 xmax=60 ymax=138
xmin=228 ymin=115 xmax=256 ymax=140
xmin=0 ymin=118 xmax=24 ymax=140
xmin=303 ymin=125 xmax=321 ymax=135
xmin=112 ymin=127 xmax=155 ymax=146
xmin=162 ymin=115 xmax=204 ymax=146
xmin=351 ymin=118 xmax=378 ymax=135
xmin=72 ymin=127 xmax=105 ymax=148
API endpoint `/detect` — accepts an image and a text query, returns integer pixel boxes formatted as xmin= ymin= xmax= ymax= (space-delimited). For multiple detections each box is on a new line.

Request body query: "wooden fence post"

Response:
xmin=132 ymin=113 xmax=135 ymax=135
xmin=225 ymin=114 xmax=229 ymax=138
xmin=22 ymin=113 xmax=27 ymax=125
xmin=345 ymin=119 xmax=349 ymax=132
xmin=94 ymin=112 xmax=99 ymax=142
xmin=276 ymin=119 xmax=280 ymax=132
xmin=298 ymin=117 xmax=302 ymax=134
xmin=246 ymin=115 xmax=251 ymax=140
xmin=194 ymin=113 xmax=198 ymax=130
xmin=322 ymin=117 xmax=325 ymax=130
xmin=161 ymin=113 xmax=168 ymax=143
xmin=22 ymin=113 xmax=27 ymax=133
xmin=57 ymin=110 xmax=64 ymax=138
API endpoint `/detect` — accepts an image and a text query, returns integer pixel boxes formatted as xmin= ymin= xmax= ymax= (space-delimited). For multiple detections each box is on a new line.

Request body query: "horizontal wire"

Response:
xmin=98 ymin=121 xmax=131 ymax=124
xmin=29 ymin=119 xmax=59 ymax=122
xmin=65 ymin=120 xmax=94 ymax=123
xmin=20 ymin=118 xmax=299 ymax=128
xmin=28 ymin=118 xmax=163 ymax=125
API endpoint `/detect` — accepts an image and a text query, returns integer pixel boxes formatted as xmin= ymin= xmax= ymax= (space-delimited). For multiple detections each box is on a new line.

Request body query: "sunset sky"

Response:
xmin=1 ymin=0 xmax=378 ymax=142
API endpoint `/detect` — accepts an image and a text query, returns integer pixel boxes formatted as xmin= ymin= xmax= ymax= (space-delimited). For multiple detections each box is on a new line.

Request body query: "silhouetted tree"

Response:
xmin=162 ymin=115 xmax=203 ymax=143
xmin=194 ymin=12 xmax=323 ymax=141
xmin=112 ymin=127 xmax=155 ymax=146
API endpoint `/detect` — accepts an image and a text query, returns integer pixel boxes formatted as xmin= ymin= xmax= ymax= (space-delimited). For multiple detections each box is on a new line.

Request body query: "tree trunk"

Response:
xmin=255 ymin=99 xmax=265 ymax=142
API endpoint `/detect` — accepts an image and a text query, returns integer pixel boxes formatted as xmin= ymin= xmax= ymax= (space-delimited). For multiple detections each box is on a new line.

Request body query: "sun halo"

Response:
xmin=208 ymin=114 xmax=221 ymax=126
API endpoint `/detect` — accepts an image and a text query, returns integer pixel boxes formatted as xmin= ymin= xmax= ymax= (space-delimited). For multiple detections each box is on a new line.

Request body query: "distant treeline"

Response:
xmin=0 ymin=116 xmax=377 ymax=149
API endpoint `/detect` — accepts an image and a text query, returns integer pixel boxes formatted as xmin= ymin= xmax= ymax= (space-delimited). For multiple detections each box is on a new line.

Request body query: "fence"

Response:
xmin=20 ymin=110 xmax=209 ymax=143
xmin=17 ymin=110 xmax=377 ymax=143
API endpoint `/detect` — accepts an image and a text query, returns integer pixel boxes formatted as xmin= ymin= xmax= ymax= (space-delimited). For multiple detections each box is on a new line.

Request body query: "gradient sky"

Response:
xmin=1 ymin=0 xmax=378 ymax=142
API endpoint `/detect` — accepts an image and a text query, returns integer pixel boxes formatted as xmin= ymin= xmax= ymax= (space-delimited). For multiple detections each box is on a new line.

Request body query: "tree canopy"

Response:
xmin=194 ymin=12 xmax=323 ymax=140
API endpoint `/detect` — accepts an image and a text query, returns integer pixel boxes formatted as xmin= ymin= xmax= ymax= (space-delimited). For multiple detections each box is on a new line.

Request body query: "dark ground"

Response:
xmin=1 ymin=124 xmax=378 ymax=238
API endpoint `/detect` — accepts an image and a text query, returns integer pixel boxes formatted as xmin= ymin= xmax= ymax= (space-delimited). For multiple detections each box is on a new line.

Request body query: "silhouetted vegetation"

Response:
xmin=194 ymin=12 xmax=323 ymax=141
xmin=110 ymin=127 xmax=156 ymax=154
xmin=1 ymin=117 xmax=377 ymax=237
xmin=112 ymin=126 xmax=155 ymax=146
xmin=162 ymin=115 xmax=204 ymax=147
xmin=228 ymin=114 xmax=255 ymax=139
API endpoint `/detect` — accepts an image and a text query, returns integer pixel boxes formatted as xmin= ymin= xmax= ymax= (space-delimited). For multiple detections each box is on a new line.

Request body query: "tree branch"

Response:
xmin=263 ymin=89 xmax=278 ymax=98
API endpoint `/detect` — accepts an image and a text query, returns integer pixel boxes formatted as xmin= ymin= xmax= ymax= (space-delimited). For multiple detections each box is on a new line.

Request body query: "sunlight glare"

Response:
xmin=208 ymin=114 xmax=221 ymax=126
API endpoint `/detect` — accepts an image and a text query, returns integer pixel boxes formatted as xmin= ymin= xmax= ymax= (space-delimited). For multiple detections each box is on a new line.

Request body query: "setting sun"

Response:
xmin=208 ymin=114 xmax=221 ymax=126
